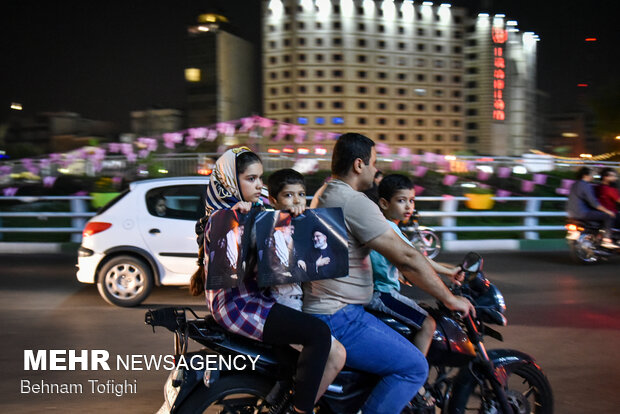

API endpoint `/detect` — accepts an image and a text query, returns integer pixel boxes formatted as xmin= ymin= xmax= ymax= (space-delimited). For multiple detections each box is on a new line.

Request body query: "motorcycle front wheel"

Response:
xmin=569 ymin=234 xmax=600 ymax=264
xmin=447 ymin=363 xmax=553 ymax=414
xmin=412 ymin=230 xmax=441 ymax=259
xmin=176 ymin=373 xmax=273 ymax=414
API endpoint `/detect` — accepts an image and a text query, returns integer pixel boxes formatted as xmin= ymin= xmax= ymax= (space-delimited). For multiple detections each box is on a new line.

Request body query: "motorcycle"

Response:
xmin=400 ymin=210 xmax=442 ymax=259
xmin=147 ymin=252 xmax=553 ymax=414
xmin=565 ymin=218 xmax=620 ymax=264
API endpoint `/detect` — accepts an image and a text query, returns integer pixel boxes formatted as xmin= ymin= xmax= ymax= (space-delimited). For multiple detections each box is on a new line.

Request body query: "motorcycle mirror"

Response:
xmin=462 ymin=251 xmax=483 ymax=273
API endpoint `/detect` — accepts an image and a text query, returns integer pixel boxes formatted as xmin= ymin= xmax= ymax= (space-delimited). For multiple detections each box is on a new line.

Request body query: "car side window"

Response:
xmin=146 ymin=185 xmax=206 ymax=221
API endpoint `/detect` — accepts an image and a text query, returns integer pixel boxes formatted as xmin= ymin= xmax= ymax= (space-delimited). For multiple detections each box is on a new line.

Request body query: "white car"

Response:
xmin=76 ymin=177 xmax=208 ymax=307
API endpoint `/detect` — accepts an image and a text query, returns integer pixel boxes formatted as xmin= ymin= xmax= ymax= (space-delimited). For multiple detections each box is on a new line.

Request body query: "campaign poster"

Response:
xmin=256 ymin=208 xmax=348 ymax=287
xmin=205 ymin=209 xmax=255 ymax=289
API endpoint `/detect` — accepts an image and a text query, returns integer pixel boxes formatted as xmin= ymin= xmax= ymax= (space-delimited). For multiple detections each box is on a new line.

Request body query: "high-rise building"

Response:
xmin=186 ymin=13 xmax=259 ymax=128
xmin=262 ymin=0 xmax=539 ymax=156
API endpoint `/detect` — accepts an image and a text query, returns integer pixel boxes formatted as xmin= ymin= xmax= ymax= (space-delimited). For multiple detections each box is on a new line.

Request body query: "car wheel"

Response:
xmin=97 ymin=255 xmax=153 ymax=307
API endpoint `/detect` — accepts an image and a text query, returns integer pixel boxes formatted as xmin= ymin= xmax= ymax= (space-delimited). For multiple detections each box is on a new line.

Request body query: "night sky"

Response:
xmin=1 ymin=0 xmax=617 ymax=131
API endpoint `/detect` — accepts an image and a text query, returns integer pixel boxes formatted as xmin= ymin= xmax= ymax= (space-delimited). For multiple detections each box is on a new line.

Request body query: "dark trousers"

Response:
xmin=263 ymin=303 xmax=331 ymax=413
xmin=579 ymin=210 xmax=614 ymax=236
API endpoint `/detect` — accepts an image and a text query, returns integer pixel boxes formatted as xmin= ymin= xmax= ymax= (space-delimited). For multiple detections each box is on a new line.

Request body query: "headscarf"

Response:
xmin=205 ymin=146 xmax=252 ymax=215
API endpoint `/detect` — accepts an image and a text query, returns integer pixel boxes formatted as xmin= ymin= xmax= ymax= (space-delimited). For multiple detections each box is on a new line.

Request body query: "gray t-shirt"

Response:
xmin=303 ymin=179 xmax=391 ymax=314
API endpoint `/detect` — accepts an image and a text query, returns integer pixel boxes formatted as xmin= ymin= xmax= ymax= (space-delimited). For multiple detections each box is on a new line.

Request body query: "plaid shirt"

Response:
xmin=207 ymin=278 xmax=275 ymax=341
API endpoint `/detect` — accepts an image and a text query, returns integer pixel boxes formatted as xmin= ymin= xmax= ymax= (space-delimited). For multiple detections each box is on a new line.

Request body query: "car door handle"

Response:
xmin=149 ymin=228 xmax=161 ymax=235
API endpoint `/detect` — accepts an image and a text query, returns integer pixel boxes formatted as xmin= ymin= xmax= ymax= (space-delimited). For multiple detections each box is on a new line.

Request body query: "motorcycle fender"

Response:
xmin=488 ymin=348 xmax=536 ymax=369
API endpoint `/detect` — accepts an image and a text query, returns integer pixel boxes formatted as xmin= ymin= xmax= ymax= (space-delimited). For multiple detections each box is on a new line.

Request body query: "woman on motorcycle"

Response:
xmin=190 ymin=147 xmax=345 ymax=414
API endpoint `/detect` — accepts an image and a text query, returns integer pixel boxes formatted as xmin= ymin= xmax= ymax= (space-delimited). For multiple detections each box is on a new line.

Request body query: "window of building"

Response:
xmin=315 ymin=22 xmax=322 ymax=29
xmin=452 ymin=105 xmax=461 ymax=113
xmin=417 ymin=28 xmax=426 ymax=36
xmin=435 ymin=45 xmax=443 ymax=53
xmin=284 ymin=23 xmax=291 ymax=31
xmin=297 ymin=53 xmax=306 ymax=62
xmin=415 ymin=88 xmax=427 ymax=96
xmin=315 ymin=38 xmax=323 ymax=46
xmin=377 ymin=24 xmax=385 ymax=33
xmin=377 ymin=102 xmax=387 ymax=110
xmin=377 ymin=72 xmax=387 ymax=79
xmin=283 ymin=102 xmax=291 ymax=110
xmin=416 ymin=73 xmax=426 ymax=82
xmin=434 ymin=104 xmax=444 ymax=112
xmin=376 ymin=55 xmax=387 ymax=64
xmin=434 ymin=74 xmax=444 ymax=82
xmin=268 ymin=25 xmax=276 ymax=32
xmin=454 ymin=15 xmax=462 ymax=23
xmin=416 ymin=43 xmax=426 ymax=51
xmin=269 ymin=41 xmax=276 ymax=49
xmin=397 ymin=88 xmax=407 ymax=95
xmin=452 ymin=90 xmax=462 ymax=98
xmin=358 ymin=117 xmax=367 ymax=125
xmin=332 ymin=22 xmax=341 ymax=29
xmin=466 ymin=122 xmax=478 ymax=130
xmin=357 ymin=70 xmax=367 ymax=78
xmin=269 ymin=56 xmax=277 ymax=64
xmin=453 ymin=120 xmax=461 ymax=127
xmin=416 ymin=58 xmax=427 ymax=67
xmin=434 ymin=59 xmax=445 ymax=68
xmin=398 ymin=26 xmax=405 ymax=34
xmin=270 ymin=102 xmax=278 ymax=110
xmin=269 ymin=72 xmax=277 ymax=79
xmin=452 ymin=134 xmax=461 ymax=142
xmin=378 ymin=40 xmax=386 ymax=49
xmin=315 ymin=70 xmax=324 ymax=77
xmin=434 ymin=134 xmax=443 ymax=141
xmin=466 ymin=81 xmax=477 ymax=88
xmin=453 ymin=75 xmax=462 ymax=83
xmin=433 ymin=89 xmax=444 ymax=97
xmin=315 ymin=85 xmax=324 ymax=93
xmin=358 ymin=22 xmax=365 ymax=31
xmin=333 ymin=69 xmax=343 ymax=77
xmin=435 ymin=29 xmax=442 ymax=37
xmin=378 ymin=133 xmax=387 ymax=141
xmin=453 ymin=60 xmax=463 ymax=69
xmin=453 ymin=46 xmax=462 ymax=54
xmin=466 ymin=94 xmax=478 ymax=102
xmin=417 ymin=104 xmax=426 ymax=111
xmin=283 ymin=39 xmax=290 ymax=46
xmin=332 ymin=101 xmax=343 ymax=109
xmin=434 ymin=119 xmax=444 ymax=127
xmin=332 ymin=37 xmax=342 ymax=46
xmin=357 ymin=38 xmax=367 ymax=47
xmin=283 ymin=71 xmax=291 ymax=78
xmin=333 ymin=4 xmax=341 ymax=14
xmin=283 ymin=55 xmax=291 ymax=62
xmin=416 ymin=119 xmax=425 ymax=126
xmin=333 ymin=54 xmax=343 ymax=62
xmin=358 ymin=86 xmax=367 ymax=94
xmin=270 ymin=87 xmax=277 ymax=95
xmin=378 ymin=117 xmax=387 ymax=125
xmin=297 ymin=21 xmax=305 ymax=30
xmin=298 ymin=38 xmax=306 ymax=46
xmin=397 ymin=57 xmax=407 ymax=66
xmin=397 ymin=73 xmax=407 ymax=80
xmin=416 ymin=134 xmax=425 ymax=141
xmin=467 ymin=136 xmax=478 ymax=144
xmin=316 ymin=101 xmax=324 ymax=109
xmin=298 ymin=69 xmax=306 ymax=77
xmin=378 ymin=87 xmax=387 ymax=94
xmin=357 ymin=101 xmax=367 ymax=109
xmin=466 ymin=53 xmax=478 ymax=60
xmin=398 ymin=119 xmax=407 ymax=126
xmin=454 ymin=30 xmax=463 ymax=39
xmin=398 ymin=134 xmax=406 ymax=141
xmin=357 ymin=55 xmax=367 ymax=63
xmin=298 ymin=101 xmax=307 ymax=109
xmin=466 ymin=67 xmax=478 ymax=74
xmin=283 ymin=86 xmax=291 ymax=93
xmin=332 ymin=85 xmax=343 ymax=93
xmin=397 ymin=103 xmax=407 ymax=111
xmin=316 ymin=54 xmax=324 ymax=62
xmin=298 ymin=85 xmax=306 ymax=93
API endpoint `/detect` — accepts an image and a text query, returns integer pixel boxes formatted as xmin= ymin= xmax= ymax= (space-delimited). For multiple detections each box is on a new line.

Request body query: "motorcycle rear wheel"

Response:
xmin=447 ymin=363 xmax=553 ymax=414
xmin=569 ymin=234 xmax=600 ymax=264
xmin=177 ymin=373 xmax=273 ymax=414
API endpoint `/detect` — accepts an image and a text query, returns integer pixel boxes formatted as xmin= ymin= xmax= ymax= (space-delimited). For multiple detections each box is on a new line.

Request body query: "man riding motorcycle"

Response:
xmin=566 ymin=166 xmax=617 ymax=249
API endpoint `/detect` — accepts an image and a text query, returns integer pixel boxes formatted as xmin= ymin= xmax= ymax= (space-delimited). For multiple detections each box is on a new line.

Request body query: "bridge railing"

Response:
xmin=0 ymin=195 xmax=569 ymax=244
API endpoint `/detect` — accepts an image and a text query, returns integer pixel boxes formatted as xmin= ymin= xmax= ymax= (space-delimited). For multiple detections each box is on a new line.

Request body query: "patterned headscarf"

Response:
xmin=205 ymin=146 xmax=253 ymax=216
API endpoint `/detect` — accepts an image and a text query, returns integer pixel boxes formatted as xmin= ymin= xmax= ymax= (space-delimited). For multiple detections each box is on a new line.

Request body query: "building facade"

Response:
xmin=186 ymin=13 xmax=260 ymax=128
xmin=262 ymin=0 xmax=539 ymax=156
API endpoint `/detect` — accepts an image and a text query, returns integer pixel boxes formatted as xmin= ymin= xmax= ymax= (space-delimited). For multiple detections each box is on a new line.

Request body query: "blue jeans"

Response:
xmin=312 ymin=304 xmax=428 ymax=414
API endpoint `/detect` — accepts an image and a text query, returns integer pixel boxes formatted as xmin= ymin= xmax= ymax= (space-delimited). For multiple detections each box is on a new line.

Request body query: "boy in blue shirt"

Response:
xmin=368 ymin=174 xmax=462 ymax=355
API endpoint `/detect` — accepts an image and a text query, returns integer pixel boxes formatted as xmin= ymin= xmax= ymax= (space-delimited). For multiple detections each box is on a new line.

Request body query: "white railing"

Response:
xmin=0 ymin=195 xmax=568 ymax=243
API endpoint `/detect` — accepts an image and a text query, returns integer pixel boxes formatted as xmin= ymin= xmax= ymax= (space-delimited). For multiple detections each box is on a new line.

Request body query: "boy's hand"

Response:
xmin=231 ymin=201 xmax=252 ymax=214
xmin=448 ymin=266 xmax=465 ymax=286
xmin=288 ymin=204 xmax=306 ymax=217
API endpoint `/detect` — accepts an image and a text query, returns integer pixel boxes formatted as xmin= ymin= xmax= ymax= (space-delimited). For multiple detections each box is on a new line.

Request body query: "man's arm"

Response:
xmin=366 ymin=229 xmax=474 ymax=316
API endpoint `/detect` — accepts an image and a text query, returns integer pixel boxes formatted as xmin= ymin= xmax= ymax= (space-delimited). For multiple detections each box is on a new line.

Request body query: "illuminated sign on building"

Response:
xmin=492 ymin=26 xmax=507 ymax=121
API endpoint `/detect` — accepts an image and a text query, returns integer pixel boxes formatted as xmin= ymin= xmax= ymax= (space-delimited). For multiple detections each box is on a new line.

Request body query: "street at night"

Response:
xmin=0 ymin=251 xmax=618 ymax=413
